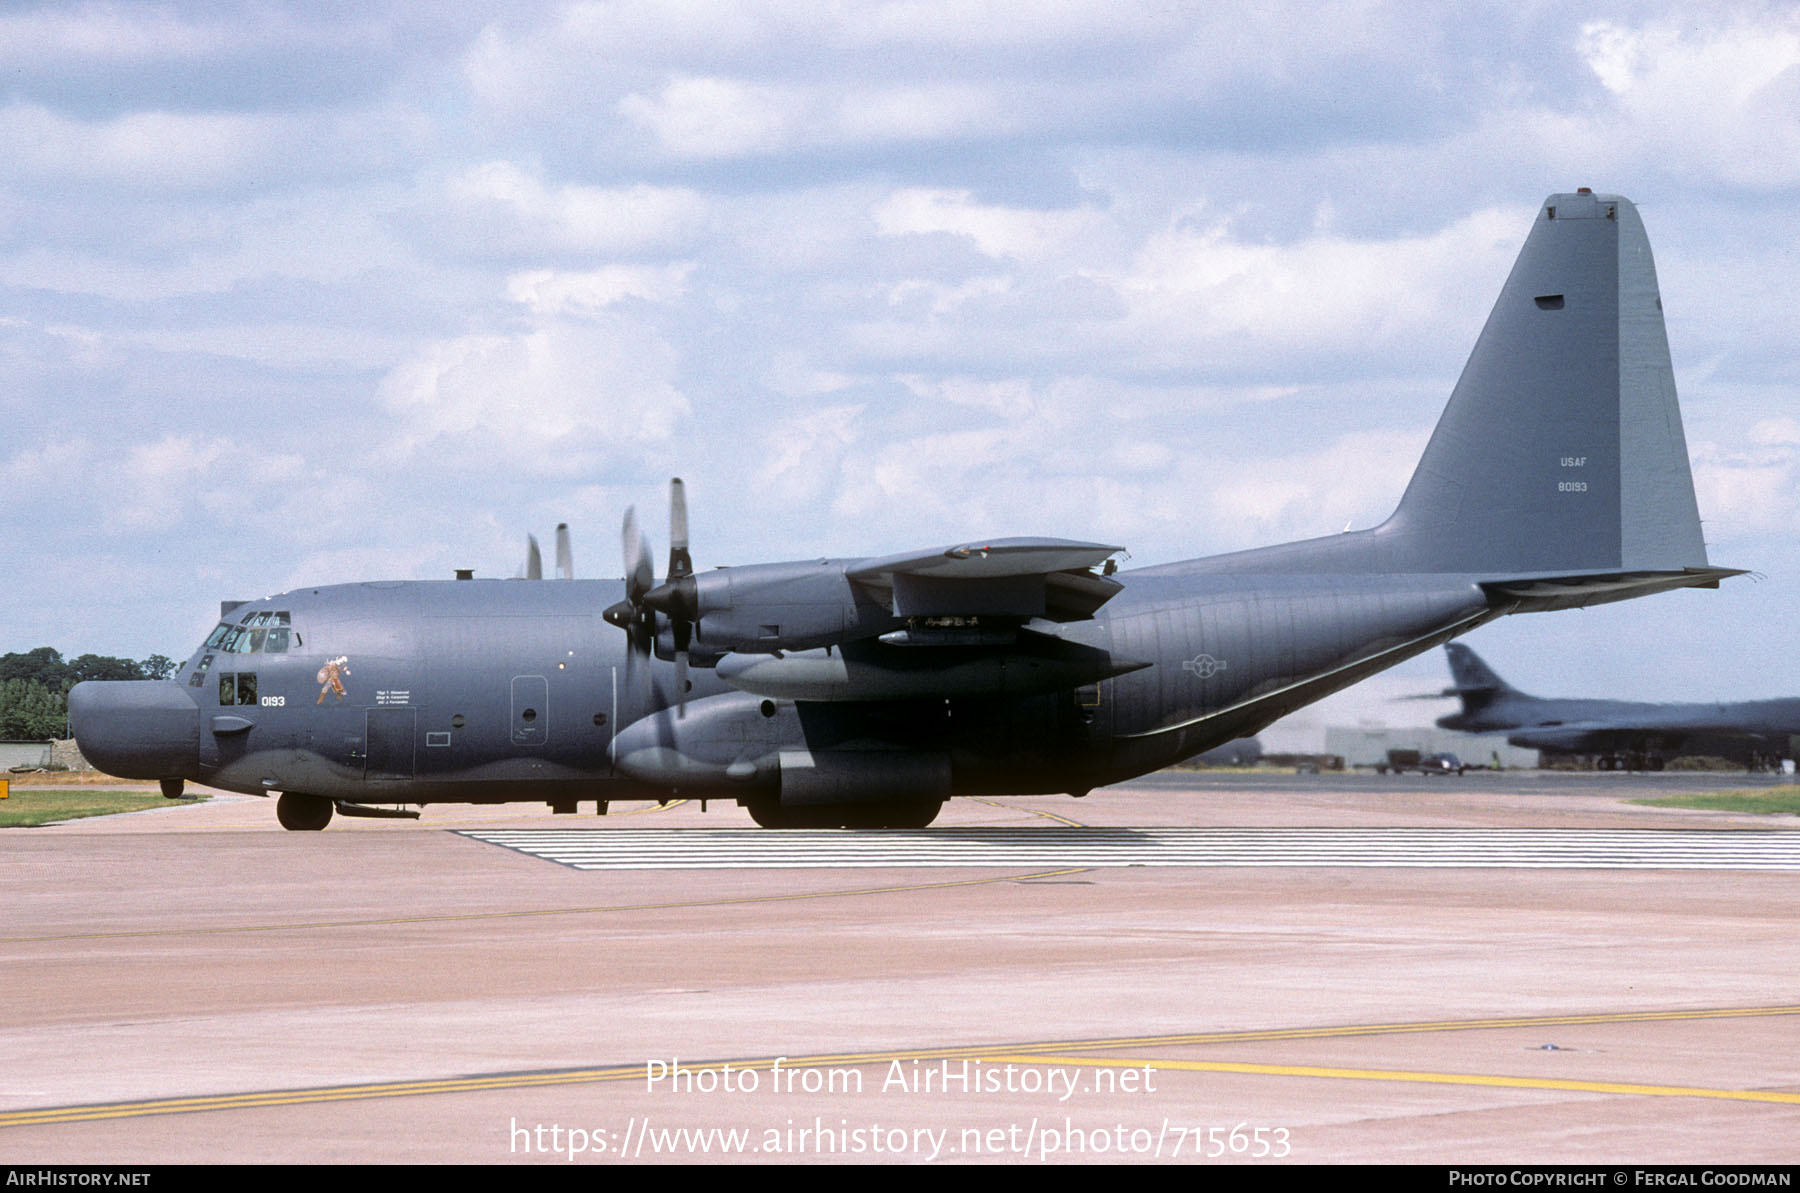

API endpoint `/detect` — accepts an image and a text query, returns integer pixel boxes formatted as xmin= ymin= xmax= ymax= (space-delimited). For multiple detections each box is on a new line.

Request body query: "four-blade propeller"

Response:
xmin=603 ymin=478 xmax=698 ymax=715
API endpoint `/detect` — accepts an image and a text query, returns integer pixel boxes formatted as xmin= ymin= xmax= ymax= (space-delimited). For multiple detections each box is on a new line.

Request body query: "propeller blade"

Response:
xmin=665 ymin=475 xmax=695 ymax=720
xmin=622 ymin=627 xmax=652 ymax=718
xmin=672 ymin=614 xmax=692 ymax=718
xmin=555 ymin=523 xmax=573 ymax=580
xmin=525 ymin=534 xmax=543 ymax=581
xmin=668 ymin=477 xmax=692 ymax=582
xmin=622 ymin=507 xmax=654 ymax=603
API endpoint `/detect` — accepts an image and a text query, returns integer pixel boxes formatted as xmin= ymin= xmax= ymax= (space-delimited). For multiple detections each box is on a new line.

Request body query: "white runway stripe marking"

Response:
xmin=461 ymin=827 xmax=1800 ymax=871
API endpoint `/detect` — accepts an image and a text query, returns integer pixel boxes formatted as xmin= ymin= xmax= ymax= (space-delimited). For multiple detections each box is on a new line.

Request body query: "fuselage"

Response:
xmin=69 ymin=562 xmax=1496 ymax=807
xmin=1440 ymin=690 xmax=1800 ymax=762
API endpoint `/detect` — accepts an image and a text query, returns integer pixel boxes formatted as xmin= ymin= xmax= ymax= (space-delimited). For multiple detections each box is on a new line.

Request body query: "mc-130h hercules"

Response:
xmin=71 ymin=192 xmax=1738 ymax=830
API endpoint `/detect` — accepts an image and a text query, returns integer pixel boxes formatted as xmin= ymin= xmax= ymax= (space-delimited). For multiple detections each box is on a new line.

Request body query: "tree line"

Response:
xmin=1 ymin=648 xmax=176 ymax=740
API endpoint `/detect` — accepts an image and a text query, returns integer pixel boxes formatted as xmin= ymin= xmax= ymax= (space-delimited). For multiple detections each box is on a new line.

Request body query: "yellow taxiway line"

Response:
xmin=985 ymin=1055 xmax=1800 ymax=1106
xmin=7 ymin=1004 xmax=1800 ymax=1129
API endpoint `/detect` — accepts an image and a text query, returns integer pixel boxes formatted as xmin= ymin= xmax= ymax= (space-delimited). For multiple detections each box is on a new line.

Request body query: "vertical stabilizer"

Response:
xmin=1386 ymin=192 xmax=1708 ymax=575
xmin=1439 ymin=643 xmax=1527 ymax=728
xmin=1444 ymin=642 xmax=1517 ymax=697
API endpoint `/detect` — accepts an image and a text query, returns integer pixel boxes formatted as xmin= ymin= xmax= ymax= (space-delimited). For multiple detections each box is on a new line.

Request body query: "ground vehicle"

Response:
xmin=1377 ymin=750 xmax=1468 ymax=776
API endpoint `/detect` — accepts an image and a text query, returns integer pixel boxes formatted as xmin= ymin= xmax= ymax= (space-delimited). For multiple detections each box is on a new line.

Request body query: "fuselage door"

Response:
xmin=512 ymin=675 xmax=548 ymax=747
xmin=365 ymin=707 xmax=417 ymax=780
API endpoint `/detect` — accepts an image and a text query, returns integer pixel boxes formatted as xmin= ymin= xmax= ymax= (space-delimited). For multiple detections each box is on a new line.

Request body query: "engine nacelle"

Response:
xmin=610 ymin=690 xmax=953 ymax=805
xmin=611 ymin=690 xmax=791 ymax=792
xmin=715 ymin=634 xmax=1147 ymax=702
xmin=649 ymin=560 xmax=898 ymax=655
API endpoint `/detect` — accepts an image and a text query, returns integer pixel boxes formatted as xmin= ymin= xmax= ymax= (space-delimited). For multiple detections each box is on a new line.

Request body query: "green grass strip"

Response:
xmin=1630 ymin=789 xmax=1800 ymax=814
xmin=0 ymin=788 xmax=210 ymax=828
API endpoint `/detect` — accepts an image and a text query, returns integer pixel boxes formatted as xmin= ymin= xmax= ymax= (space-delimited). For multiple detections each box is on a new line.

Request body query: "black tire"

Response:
xmin=276 ymin=792 xmax=333 ymax=831
xmin=744 ymin=800 xmax=834 ymax=829
xmin=840 ymin=799 xmax=944 ymax=829
xmin=745 ymin=798 xmax=944 ymax=830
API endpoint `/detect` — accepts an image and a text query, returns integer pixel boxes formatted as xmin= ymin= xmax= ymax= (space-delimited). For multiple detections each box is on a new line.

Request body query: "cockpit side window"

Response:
xmin=218 ymin=672 xmax=258 ymax=705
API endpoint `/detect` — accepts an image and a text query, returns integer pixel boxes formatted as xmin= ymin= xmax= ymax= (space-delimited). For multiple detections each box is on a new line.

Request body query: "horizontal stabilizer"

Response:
xmin=1482 ymin=566 xmax=1743 ymax=613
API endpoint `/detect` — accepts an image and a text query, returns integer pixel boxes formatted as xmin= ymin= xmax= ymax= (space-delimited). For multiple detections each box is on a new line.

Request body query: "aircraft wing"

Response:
xmin=705 ymin=538 xmax=1140 ymax=702
xmin=1508 ymin=719 xmax=1781 ymax=754
xmin=845 ymin=537 xmax=1124 ymax=622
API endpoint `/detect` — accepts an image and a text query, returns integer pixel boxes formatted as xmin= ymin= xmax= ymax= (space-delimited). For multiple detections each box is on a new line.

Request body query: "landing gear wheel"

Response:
xmin=276 ymin=792 xmax=333 ymax=831
xmin=744 ymin=801 xmax=836 ymax=829
xmin=745 ymin=798 xmax=945 ymax=829
xmin=841 ymin=799 xmax=944 ymax=829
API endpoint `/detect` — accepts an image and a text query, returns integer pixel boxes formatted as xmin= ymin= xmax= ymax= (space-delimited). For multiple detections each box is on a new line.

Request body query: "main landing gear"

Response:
xmin=745 ymin=798 xmax=944 ymax=830
xmin=276 ymin=791 xmax=334 ymax=831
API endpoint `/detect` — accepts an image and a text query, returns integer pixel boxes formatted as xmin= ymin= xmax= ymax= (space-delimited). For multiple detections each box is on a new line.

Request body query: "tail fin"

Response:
xmin=1438 ymin=643 xmax=1524 ymax=728
xmin=1174 ymin=191 xmax=1736 ymax=598
xmin=1385 ymin=191 xmax=1709 ymax=577
xmin=1444 ymin=642 xmax=1516 ymax=697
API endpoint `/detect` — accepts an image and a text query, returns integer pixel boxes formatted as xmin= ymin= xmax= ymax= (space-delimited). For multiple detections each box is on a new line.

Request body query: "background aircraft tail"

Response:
xmin=1444 ymin=642 xmax=1517 ymax=697
xmin=1438 ymin=643 xmax=1527 ymax=728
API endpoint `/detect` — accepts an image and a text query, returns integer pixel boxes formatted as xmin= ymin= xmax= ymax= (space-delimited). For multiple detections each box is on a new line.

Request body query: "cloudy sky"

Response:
xmin=4 ymin=1 xmax=1798 ymax=741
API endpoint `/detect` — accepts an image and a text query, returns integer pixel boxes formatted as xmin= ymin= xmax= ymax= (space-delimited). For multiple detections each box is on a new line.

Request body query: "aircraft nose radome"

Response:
xmin=67 ymin=680 xmax=201 ymax=780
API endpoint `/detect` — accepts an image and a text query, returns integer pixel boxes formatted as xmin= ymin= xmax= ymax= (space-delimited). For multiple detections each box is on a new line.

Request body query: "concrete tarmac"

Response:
xmin=3 ymin=772 xmax=1799 ymax=1165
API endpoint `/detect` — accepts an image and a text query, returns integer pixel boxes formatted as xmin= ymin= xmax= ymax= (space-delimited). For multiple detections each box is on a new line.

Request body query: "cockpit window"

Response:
xmin=201 ymin=612 xmax=295 ymax=654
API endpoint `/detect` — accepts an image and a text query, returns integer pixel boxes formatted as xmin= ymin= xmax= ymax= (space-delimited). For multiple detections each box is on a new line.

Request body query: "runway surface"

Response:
xmin=4 ymin=772 xmax=1799 ymax=1165
xmin=466 ymin=825 xmax=1800 ymax=870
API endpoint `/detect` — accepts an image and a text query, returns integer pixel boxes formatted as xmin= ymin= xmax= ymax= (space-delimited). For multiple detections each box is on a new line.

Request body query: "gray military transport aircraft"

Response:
xmin=1436 ymin=643 xmax=1799 ymax=772
xmin=70 ymin=191 xmax=1739 ymax=830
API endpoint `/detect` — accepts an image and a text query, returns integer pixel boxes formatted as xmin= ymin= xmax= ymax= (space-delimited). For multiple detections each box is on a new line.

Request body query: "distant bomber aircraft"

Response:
xmin=1436 ymin=643 xmax=1798 ymax=772
xmin=71 ymin=191 xmax=1739 ymax=829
